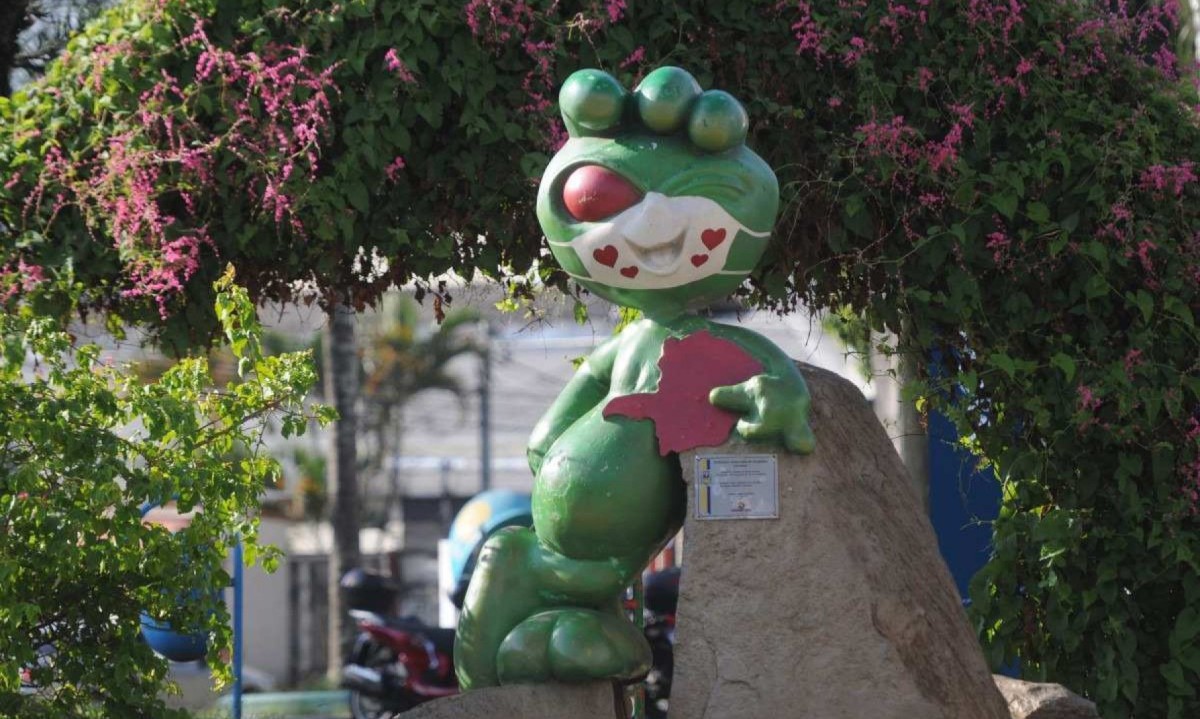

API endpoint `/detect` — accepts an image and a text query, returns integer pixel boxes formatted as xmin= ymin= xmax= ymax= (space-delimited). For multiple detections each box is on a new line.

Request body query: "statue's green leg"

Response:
xmin=455 ymin=527 xmax=545 ymax=690
xmin=496 ymin=607 xmax=651 ymax=685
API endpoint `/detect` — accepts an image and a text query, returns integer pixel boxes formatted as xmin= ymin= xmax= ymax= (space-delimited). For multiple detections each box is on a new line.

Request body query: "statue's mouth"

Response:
xmin=629 ymin=229 xmax=685 ymax=275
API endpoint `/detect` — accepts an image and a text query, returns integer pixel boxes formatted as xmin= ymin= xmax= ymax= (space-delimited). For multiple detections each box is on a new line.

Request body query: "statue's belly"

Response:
xmin=534 ymin=405 xmax=684 ymax=562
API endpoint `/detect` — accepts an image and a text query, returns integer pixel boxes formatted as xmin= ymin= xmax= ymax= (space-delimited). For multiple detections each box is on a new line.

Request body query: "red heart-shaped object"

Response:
xmin=690 ymin=254 xmax=709 ymax=267
xmin=620 ymin=266 xmax=640 ymax=278
xmin=593 ymin=245 xmax=619 ymax=267
xmin=701 ymin=228 xmax=727 ymax=250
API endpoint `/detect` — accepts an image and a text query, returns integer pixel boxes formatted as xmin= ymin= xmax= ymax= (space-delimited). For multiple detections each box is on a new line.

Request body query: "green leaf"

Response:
xmin=1050 ymin=352 xmax=1076 ymax=381
xmin=1085 ymin=274 xmax=1108 ymax=299
xmin=992 ymin=352 xmax=1016 ymax=378
xmin=347 ymin=180 xmax=370 ymax=212
xmin=1162 ymin=661 xmax=1196 ymax=697
xmin=990 ymin=192 xmax=1019 ymax=219
xmin=1130 ymin=290 xmax=1154 ymax=324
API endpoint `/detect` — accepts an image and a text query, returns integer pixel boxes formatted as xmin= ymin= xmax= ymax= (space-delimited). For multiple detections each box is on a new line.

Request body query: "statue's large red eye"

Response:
xmin=562 ymin=165 xmax=642 ymax=222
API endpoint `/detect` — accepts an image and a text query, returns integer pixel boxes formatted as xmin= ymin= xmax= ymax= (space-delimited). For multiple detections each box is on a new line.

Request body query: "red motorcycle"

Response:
xmin=339 ymin=571 xmax=458 ymax=719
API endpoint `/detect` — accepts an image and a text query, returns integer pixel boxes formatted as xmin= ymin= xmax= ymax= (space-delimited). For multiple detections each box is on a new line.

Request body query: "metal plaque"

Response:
xmin=693 ymin=454 xmax=779 ymax=520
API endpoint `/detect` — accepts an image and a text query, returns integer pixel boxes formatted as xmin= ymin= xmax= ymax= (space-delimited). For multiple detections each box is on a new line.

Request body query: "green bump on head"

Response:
xmin=688 ymin=90 xmax=749 ymax=153
xmin=634 ymin=66 xmax=702 ymax=134
xmin=560 ymin=69 xmax=628 ymax=135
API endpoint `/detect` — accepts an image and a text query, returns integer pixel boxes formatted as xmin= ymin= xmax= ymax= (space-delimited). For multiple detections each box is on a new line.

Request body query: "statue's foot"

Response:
xmin=496 ymin=608 xmax=651 ymax=685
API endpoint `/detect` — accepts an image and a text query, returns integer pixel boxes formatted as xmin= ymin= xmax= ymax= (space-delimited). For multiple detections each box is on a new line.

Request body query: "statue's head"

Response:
xmin=536 ymin=66 xmax=779 ymax=318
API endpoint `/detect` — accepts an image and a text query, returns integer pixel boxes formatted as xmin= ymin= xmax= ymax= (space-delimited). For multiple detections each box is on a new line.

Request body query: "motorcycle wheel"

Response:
xmin=347 ymin=640 xmax=416 ymax=719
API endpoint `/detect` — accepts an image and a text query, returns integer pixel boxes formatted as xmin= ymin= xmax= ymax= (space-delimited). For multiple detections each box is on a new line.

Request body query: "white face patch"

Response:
xmin=548 ymin=193 xmax=769 ymax=290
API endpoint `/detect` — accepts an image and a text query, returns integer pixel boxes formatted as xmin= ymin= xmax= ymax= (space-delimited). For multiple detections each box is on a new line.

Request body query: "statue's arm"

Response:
xmin=708 ymin=325 xmax=816 ymax=454
xmin=532 ymin=547 xmax=633 ymax=605
xmin=526 ymin=334 xmax=620 ymax=476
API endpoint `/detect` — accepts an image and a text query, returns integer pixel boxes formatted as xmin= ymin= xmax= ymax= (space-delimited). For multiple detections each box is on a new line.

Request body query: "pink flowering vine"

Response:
xmin=1077 ymin=384 xmax=1102 ymax=412
xmin=781 ymin=1 xmax=827 ymax=61
xmin=620 ymin=46 xmax=646 ymax=69
xmin=18 ymin=15 xmax=342 ymax=318
xmin=986 ymin=230 xmax=1013 ymax=268
xmin=856 ymin=114 xmax=920 ymax=161
xmin=384 ymin=49 xmax=418 ymax=84
xmin=0 ymin=259 xmax=47 ymax=304
xmin=1138 ymin=162 xmax=1197 ymax=197
xmin=1122 ymin=348 xmax=1144 ymax=377
xmin=464 ymin=0 xmax=627 ymax=152
xmin=916 ymin=66 xmax=934 ymax=92
xmin=385 ymin=156 xmax=407 ymax=182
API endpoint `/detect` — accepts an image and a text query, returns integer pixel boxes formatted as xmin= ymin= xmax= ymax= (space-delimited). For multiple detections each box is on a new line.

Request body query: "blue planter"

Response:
xmin=139 ymin=612 xmax=207 ymax=662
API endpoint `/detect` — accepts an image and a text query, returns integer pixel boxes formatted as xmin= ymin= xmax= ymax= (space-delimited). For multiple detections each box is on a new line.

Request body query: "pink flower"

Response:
xmin=842 ymin=36 xmax=869 ymax=66
xmin=545 ymin=119 xmax=569 ymax=152
xmin=1077 ymin=384 xmax=1101 ymax=412
xmin=1139 ymin=162 xmax=1197 ymax=197
xmin=1123 ymin=348 xmax=1144 ymax=377
xmin=949 ymin=103 xmax=975 ymax=127
xmin=1186 ymin=417 xmax=1200 ymax=441
xmin=605 ymin=0 xmax=626 ymax=24
xmin=1134 ymin=239 xmax=1157 ymax=275
xmin=384 ymin=49 xmax=417 ymax=84
xmin=918 ymin=192 xmax=944 ymax=208
xmin=620 ymin=46 xmax=646 ymax=69
xmin=788 ymin=2 xmax=827 ymax=60
xmin=964 ymin=0 xmax=1025 ymax=44
xmin=916 ymin=67 xmax=934 ymax=92
xmin=385 ymin=156 xmax=406 ymax=182
xmin=986 ymin=230 xmax=1011 ymax=265
xmin=827 ymin=96 xmax=843 ymax=108
xmin=857 ymin=115 xmax=919 ymax=161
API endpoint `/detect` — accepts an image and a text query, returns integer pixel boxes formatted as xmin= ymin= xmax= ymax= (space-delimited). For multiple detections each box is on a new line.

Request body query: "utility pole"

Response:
xmin=478 ymin=324 xmax=492 ymax=492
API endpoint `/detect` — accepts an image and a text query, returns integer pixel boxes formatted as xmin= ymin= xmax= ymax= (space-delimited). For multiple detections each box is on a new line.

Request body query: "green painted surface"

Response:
xmin=456 ymin=66 xmax=814 ymax=692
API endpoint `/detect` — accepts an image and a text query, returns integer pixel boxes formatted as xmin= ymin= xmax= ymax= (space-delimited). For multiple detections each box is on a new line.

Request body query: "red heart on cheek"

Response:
xmin=593 ymin=245 xmax=619 ymax=267
xmin=690 ymin=254 xmax=709 ymax=267
xmin=620 ymin=266 xmax=639 ymax=278
xmin=701 ymin=228 xmax=726 ymax=250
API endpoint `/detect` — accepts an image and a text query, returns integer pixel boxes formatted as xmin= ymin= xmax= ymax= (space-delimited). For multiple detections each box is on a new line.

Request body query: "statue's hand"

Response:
xmin=709 ymin=374 xmax=816 ymax=454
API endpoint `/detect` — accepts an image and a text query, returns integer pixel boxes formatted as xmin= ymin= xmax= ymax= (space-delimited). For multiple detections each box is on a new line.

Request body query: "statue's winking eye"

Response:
xmin=562 ymin=165 xmax=643 ymax=223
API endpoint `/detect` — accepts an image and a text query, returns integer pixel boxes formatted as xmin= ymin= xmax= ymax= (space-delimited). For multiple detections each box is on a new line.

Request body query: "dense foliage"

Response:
xmin=0 ymin=0 xmax=1197 ymax=716
xmin=0 ymin=270 xmax=330 ymax=717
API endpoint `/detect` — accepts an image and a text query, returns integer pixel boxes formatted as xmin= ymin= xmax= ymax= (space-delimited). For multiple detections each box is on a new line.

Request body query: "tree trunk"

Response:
xmin=0 ymin=0 xmax=32 ymax=97
xmin=325 ymin=301 xmax=361 ymax=674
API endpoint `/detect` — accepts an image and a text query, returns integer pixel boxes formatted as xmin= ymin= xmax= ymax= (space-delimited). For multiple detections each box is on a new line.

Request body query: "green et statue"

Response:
xmin=455 ymin=66 xmax=816 ymax=690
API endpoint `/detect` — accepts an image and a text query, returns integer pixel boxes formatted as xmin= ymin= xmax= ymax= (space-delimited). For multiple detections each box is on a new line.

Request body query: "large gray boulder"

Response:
xmin=994 ymin=675 xmax=1100 ymax=719
xmin=668 ymin=363 xmax=1010 ymax=719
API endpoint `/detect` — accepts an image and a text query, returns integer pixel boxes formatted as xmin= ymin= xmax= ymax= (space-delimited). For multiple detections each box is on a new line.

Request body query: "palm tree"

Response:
xmin=358 ymin=294 xmax=483 ymax=525
xmin=322 ymin=292 xmax=482 ymax=673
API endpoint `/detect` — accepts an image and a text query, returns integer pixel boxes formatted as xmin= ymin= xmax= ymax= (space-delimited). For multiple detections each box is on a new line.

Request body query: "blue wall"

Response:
xmin=927 ymin=410 xmax=1001 ymax=606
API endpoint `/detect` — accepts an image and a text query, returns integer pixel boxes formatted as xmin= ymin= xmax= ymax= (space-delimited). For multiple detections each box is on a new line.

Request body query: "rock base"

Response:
xmin=668 ymin=363 xmax=1009 ymax=719
xmin=994 ymin=675 xmax=1099 ymax=719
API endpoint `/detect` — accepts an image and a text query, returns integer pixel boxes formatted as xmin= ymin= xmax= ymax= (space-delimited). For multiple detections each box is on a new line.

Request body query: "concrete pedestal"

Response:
xmin=404 ymin=681 xmax=621 ymax=719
